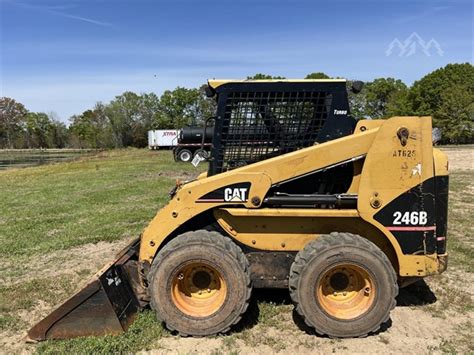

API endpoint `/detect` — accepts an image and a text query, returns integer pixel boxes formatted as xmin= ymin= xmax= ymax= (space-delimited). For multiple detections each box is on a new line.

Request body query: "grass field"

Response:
xmin=0 ymin=149 xmax=204 ymax=353
xmin=0 ymin=147 xmax=472 ymax=354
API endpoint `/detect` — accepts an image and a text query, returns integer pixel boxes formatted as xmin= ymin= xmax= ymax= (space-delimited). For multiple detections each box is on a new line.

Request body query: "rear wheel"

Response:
xmin=176 ymin=149 xmax=192 ymax=162
xmin=148 ymin=230 xmax=251 ymax=336
xmin=289 ymin=232 xmax=398 ymax=338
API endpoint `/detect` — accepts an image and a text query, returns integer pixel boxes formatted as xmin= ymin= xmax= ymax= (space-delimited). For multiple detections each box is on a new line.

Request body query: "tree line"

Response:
xmin=1 ymin=63 xmax=472 ymax=149
xmin=0 ymin=86 xmax=215 ymax=149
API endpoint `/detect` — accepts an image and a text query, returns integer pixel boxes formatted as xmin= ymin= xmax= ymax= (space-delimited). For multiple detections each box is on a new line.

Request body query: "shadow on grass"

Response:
xmin=228 ymin=288 xmax=291 ymax=335
xmin=230 ymin=287 xmax=399 ymax=337
xmin=290 ymin=280 xmax=437 ymax=337
xmin=291 ymin=307 xmax=394 ymax=337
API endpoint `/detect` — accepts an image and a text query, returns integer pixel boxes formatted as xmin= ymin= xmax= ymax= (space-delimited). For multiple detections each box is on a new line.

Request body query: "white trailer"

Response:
xmin=148 ymin=130 xmax=180 ymax=149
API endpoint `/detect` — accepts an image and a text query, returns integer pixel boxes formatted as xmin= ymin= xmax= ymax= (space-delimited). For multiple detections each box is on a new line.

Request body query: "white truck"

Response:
xmin=147 ymin=130 xmax=179 ymax=150
xmin=148 ymin=128 xmax=213 ymax=162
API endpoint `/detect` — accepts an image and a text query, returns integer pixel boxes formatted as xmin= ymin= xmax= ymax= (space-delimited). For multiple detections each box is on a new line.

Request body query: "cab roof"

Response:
xmin=207 ymin=79 xmax=346 ymax=89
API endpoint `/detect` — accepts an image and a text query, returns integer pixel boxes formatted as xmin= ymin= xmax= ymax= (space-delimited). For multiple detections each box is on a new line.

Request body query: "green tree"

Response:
xmin=69 ymin=107 xmax=113 ymax=148
xmin=410 ymin=63 xmax=474 ymax=115
xmin=131 ymin=93 xmax=160 ymax=146
xmin=364 ymin=78 xmax=409 ymax=118
xmin=104 ymin=92 xmax=160 ymax=147
xmin=69 ymin=110 xmax=98 ymax=148
xmin=246 ymin=74 xmax=286 ymax=80
xmin=305 ymin=72 xmax=330 ymax=79
xmin=154 ymin=87 xmax=201 ymax=129
xmin=106 ymin=92 xmax=140 ymax=147
xmin=408 ymin=63 xmax=474 ymax=143
xmin=24 ymin=112 xmax=53 ymax=148
xmin=0 ymin=97 xmax=27 ymax=148
xmin=386 ymin=89 xmax=414 ymax=117
xmin=433 ymin=84 xmax=474 ymax=144
xmin=49 ymin=119 xmax=69 ymax=148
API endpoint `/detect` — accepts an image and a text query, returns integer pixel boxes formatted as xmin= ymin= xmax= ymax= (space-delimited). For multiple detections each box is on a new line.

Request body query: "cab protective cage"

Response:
xmin=207 ymin=80 xmax=356 ymax=175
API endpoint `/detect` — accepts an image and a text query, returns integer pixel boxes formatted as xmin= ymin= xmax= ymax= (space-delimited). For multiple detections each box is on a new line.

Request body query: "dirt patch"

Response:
xmin=0 ymin=238 xmax=134 ymax=286
xmin=142 ymin=170 xmax=200 ymax=181
xmin=441 ymin=147 xmax=474 ymax=171
xmin=0 ymin=239 xmax=134 ymax=354
xmin=1 ymin=301 xmax=53 ymax=354
xmin=146 ymin=306 xmax=468 ymax=355
xmin=2 ymin=248 xmax=461 ymax=355
xmin=145 ymin=274 xmax=473 ymax=354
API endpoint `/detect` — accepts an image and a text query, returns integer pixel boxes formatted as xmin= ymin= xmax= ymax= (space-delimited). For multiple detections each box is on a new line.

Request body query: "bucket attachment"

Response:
xmin=27 ymin=239 xmax=143 ymax=341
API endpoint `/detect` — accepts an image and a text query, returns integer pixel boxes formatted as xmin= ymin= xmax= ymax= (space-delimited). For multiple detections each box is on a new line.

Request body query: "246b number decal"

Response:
xmin=393 ymin=211 xmax=428 ymax=225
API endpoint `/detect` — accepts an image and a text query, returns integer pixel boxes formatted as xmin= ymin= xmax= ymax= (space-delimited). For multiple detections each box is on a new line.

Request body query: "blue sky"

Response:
xmin=1 ymin=0 xmax=472 ymax=122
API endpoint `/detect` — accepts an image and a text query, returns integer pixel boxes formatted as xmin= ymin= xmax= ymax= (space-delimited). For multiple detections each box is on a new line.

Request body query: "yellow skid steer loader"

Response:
xmin=28 ymin=79 xmax=449 ymax=340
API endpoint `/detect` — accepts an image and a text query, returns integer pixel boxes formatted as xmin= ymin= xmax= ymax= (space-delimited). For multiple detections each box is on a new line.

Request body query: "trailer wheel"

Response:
xmin=176 ymin=149 xmax=192 ymax=162
xmin=148 ymin=230 xmax=251 ymax=336
xmin=289 ymin=232 xmax=398 ymax=338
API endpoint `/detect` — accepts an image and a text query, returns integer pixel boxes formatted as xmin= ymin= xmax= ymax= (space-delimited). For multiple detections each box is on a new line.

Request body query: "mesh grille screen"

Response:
xmin=215 ymin=90 xmax=331 ymax=173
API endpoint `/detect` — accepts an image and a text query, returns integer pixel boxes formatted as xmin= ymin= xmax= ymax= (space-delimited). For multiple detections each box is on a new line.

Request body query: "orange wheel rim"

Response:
xmin=316 ymin=263 xmax=375 ymax=320
xmin=171 ymin=262 xmax=227 ymax=317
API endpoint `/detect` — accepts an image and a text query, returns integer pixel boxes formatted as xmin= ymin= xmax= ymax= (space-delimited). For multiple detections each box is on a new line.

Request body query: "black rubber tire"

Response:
xmin=148 ymin=230 xmax=251 ymax=336
xmin=177 ymin=149 xmax=192 ymax=162
xmin=172 ymin=148 xmax=178 ymax=162
xmin=289 ymin=232 xmax=398 ymax=338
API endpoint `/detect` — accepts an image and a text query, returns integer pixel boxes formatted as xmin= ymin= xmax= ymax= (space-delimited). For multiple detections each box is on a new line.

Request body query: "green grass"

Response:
xmin=0 ymin=149 xmax=204 ymax=353
xmin=222 ymin=298 xmax=292 ymax=351
xmin=0 ymin=276 xmax=77 ymax=335
xmin=428 ymin=321 xmax=473 ymax=354
xmin=0 ymin=277 xmax=76 ymax=314
xmin=36 ymin=310 xmax=166 ymax=354
xmin=0 ymin=314 xmax=24 ymax=331
xmin=444 ymin=171 xmax=474 ymax=272
xmin=0 ymin=149 xmax=204 ymax=260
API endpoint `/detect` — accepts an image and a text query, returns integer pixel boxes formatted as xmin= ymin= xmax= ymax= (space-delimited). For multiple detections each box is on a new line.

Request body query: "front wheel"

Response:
xmin=289 ymin=232 xmax=398 ymax=338
xmin=176 ymin=149 xmax=192 ymax=162
xmin=148 ymin=231 xmax=251 ymax=336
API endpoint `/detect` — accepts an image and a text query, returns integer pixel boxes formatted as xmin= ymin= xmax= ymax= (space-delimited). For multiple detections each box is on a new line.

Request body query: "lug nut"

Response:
xmin=177 ymin=273 xmax=184 ymax=280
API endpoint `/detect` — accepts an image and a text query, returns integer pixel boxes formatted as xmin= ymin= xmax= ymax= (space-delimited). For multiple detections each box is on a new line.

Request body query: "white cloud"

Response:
xmin=5 ymin=0 xmax=113 ymax=28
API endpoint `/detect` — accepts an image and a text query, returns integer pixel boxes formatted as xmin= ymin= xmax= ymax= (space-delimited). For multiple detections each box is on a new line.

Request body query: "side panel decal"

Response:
xmin=197 ymin=182 xmax=251 ymax=203
xmin=374 ymin=177 xmax=436 ymax=255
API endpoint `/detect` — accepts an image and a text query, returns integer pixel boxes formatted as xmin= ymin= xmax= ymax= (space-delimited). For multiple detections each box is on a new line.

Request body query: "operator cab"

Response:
xmin=205 ymin=79 xmax=357 ymax=175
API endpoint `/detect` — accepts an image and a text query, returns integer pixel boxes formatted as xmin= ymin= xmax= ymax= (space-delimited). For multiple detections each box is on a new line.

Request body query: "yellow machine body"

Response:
xmin=139 ymin=116 xmax=448 ymax=278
